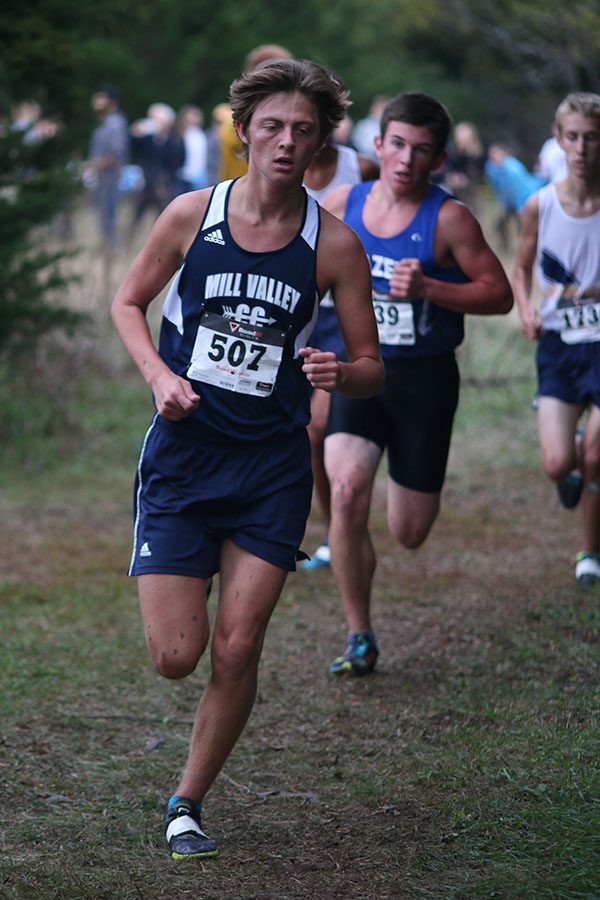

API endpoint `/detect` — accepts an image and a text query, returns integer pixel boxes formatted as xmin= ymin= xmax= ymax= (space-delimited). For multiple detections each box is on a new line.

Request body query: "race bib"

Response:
xmin=557 ymin=287 xmax=600 ymax=344
xmin=187 ymin=312 xmax=286 ymax=396
xmin=373 ymin=291 xmax=415 ymax=346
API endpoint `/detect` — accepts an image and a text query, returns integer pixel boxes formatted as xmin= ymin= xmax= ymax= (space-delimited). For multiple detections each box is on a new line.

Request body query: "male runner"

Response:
xmin=514 ymin=92 xmax=600 ymax=585
xmin=111 ymin=59 xmax=383 ymax=858
xmin=322 ymin=92 xmax=512 ymax=675
xmin=301 ymin=139 xmax=379 ymax=569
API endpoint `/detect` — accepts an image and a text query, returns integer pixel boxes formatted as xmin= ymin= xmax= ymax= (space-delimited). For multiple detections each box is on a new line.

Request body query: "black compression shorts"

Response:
xmin=327 ymin=353 xmax=459 ymax=493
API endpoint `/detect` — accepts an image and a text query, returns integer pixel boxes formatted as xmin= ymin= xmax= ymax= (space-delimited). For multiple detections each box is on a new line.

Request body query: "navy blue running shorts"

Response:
xmin=129 ymin=416 xmax=313 ymax=578
xmin=326 ymin=352 xmax=459 ymax=493
xmin=536 ymin=330 xmax=600 ymax=407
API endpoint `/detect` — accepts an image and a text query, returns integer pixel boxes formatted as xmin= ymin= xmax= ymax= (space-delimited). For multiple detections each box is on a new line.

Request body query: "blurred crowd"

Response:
xmin=6 ymin=47 xmax=568 ymax=257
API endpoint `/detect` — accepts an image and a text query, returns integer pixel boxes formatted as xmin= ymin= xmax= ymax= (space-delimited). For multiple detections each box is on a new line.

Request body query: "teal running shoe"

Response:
xmin=300 ymin=543 xmax=330 ymax=571
xmin=164 ymin=798 xmax=218 ymax=860
xmin=328 ymin=631 xmax=379 ymax=676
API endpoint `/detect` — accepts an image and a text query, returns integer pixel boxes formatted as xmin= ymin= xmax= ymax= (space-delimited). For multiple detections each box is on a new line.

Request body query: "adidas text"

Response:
xmin=204 ymin=229 xmax=225 ymax=245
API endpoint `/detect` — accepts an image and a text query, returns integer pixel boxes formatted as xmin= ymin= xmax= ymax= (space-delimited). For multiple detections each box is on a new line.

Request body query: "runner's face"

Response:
xmin=557 ymin=112 xmax=600 ymax=180
xmin=240 ymin=92 xmax=322 ymax=183
xmin=375 ymin=121 xmax=445 ymax=194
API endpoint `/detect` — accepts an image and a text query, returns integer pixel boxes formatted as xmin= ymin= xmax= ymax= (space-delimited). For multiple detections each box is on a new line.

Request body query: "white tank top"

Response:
xmin=536 ymin=183 xmax=600 ymax=341
xmin=304 ymin=144 xmax=361 ymax=203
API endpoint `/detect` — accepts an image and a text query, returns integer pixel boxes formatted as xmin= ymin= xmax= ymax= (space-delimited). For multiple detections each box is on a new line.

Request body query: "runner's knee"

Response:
xmin=211 ymin=631 xmax=261 ymax=683
xmin=330 ymin=472 xmax=371 ymax=528
xmin=388 ymin=514 xmax=434 ymax=550
xmin=152 ymin=641 xmax=206 ymax=680
xmin=148 ymin=625 xmax=209 ymax=680
xmin=541 ymin=447 xmax=573 ymax=481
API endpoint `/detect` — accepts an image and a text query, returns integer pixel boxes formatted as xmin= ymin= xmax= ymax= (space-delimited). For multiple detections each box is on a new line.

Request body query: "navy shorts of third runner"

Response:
xmin=536 ymin=330 xmax=600 ymax=407
xmin=129 ymin=416 xmax=313 ymax=578
xmin=327 ymin=352 xmax=459 ymax=493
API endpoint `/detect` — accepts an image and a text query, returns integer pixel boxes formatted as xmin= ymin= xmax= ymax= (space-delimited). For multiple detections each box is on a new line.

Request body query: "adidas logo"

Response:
xmin=203 ymin=228 xmax=225 ymax=245
xmin=140 ymin=542 xmax=152 ymax=558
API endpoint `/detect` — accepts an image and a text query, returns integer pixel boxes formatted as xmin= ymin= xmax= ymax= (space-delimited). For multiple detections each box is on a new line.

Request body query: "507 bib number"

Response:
xmin=187 ymin=312 xmax=286 ymax=396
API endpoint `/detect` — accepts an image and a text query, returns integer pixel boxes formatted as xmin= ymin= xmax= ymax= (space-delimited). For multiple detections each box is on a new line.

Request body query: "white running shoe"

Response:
xmin=575 ymin=552 xmax=600 ymax=586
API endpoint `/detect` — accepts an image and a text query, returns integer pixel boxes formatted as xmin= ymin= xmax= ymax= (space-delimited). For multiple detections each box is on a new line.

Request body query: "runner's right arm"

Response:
xmin=111 ymin=191 xmax=210 ymax=420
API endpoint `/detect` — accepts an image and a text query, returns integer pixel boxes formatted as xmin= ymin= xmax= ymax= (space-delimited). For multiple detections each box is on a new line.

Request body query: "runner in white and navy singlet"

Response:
xmin=111 ymin=58 xmax=382 ymax=860
xmin=159 ymin=178 xmax=321 ymax=441
xmin=129 ymin=179 xmax=323 ymax=582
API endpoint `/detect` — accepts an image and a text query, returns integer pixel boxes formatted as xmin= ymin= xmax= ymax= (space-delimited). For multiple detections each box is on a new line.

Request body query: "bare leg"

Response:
xmin=536 ymin=396 xmax=600 ymax=580
xmin=138 ymin=573 xmax=211 ymax=680
xmin=325 ymin=433 xmax=381 ymax=633
xmin=306 ymin=388 xmax=332 ymax=534
xmin=581 ymin=405 xmax=600 ymax=553
xmin=175 ymin=542 xmax=287 ymax=801
xmin=537 ymin=396 xmax=584 ymax=481
xmin=387 ymin=480 xmax=441 ymax=550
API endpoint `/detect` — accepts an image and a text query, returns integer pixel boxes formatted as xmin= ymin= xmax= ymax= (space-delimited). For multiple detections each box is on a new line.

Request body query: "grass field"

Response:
xmin=0 ymin=199 xmax=599 ymax=899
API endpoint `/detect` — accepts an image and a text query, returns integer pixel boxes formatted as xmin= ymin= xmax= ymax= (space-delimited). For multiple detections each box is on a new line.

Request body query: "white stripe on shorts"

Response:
xmin=129 ymin=414 xmax=159 ymax=575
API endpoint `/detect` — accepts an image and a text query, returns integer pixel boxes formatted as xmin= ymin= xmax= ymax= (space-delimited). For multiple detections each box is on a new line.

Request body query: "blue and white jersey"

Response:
xmin=344 ymin=181 xmax=468 ymax=360
xmin=159 ymin=179 xmax=321 ymax=441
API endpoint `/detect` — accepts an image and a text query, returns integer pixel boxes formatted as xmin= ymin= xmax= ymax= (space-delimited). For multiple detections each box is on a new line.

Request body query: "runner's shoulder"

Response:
xmin=436 ymin=194 xmax=486 ymax=244
xmin=320 ymin=182 xmax=353 ymax=217
xmin=165 ymin=187 xmax=213 ymax=228
xmin=153 ymin=188 xmax=213 ymax=254
xmin=319 ymin=204 xmax=364 ymax=253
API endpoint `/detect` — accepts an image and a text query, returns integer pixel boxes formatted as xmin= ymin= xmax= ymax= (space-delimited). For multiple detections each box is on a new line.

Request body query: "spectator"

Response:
xmin=129 ymin=103 xmax=184 ymax=240
xmin=84 ymin=85 xmax=129 ymax=252
xmin=351 ymin=95 xmax=388 ymax=161
xmin=176 ymin=105 xmax=208 ymax=192
xmin=485 ymin=142 xmax=543 ymax=250
xmin=206 ymin=103 xmax=230 ymax=185
xmin=444 ymin=121 xmax=485 ymax=212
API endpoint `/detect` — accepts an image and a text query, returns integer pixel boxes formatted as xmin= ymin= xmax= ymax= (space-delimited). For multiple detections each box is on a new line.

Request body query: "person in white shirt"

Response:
xmin=177 ymin=105 xmax=208 ymax=191
xmin=514 ymin=92 xmax=600 ymax=585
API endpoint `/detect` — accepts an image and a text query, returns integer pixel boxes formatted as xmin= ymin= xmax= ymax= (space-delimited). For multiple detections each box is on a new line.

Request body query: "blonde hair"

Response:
xmin=555 ymin=92 xmax=600 ymax=131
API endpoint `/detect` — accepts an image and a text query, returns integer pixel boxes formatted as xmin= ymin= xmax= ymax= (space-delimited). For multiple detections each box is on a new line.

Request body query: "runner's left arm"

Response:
xmin=389 ymin=200 xmax=513 ymax=315
xmin=300 ymin=212 xmax=383 ymax=398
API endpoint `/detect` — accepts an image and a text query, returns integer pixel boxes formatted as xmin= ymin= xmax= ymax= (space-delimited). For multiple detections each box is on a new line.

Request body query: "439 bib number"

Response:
xmin=373 ymin=291 xmax=416 ymax=346
xmin=187 ymin=311 xmax=286 ymax=396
